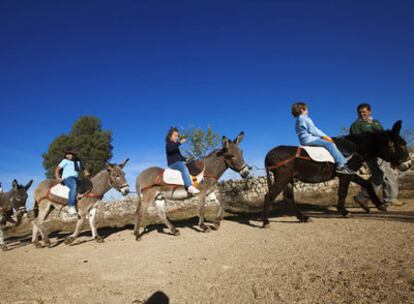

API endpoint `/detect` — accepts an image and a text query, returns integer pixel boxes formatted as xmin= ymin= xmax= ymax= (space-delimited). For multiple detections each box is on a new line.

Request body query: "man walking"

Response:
xmin=350 ymin=103 xmax=403 ymax=209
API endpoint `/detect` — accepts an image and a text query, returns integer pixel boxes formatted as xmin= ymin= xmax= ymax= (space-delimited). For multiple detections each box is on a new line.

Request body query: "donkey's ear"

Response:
xmin=106 ymin=162 xmax=115 ymax=172
xmin=119 ymin=158 xmax=129 ymax=169
xmin=233 ymin=131 xmax=245 ymax=145
xmin=391 ymin=120 xmax=402 ymax=138
xmin=12 ymin=179 xmax=18 ymax=190
xmin=222 ymin=136 xmax=229 ymax=150
xmin=24 ymin=180 xmax=33 ymax=191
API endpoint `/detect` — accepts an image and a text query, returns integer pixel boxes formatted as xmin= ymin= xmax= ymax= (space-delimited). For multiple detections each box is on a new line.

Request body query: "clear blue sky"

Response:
xmin=0 ymin=0 xmax=413 ymax=203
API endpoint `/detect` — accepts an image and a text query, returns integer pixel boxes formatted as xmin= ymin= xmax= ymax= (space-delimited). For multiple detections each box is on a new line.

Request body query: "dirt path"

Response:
xmin=1 ymin=201 xmax=414 ymax=304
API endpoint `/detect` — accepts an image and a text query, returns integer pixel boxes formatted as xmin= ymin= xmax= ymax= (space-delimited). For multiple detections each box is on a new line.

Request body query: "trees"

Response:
xmin=42 ymin=116 xmax=113 ymax=178
xmin=180 ymin=126 xmax=220 ymax=161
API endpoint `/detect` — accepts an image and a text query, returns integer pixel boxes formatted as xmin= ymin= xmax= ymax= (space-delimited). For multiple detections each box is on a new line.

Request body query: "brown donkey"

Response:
xmin=133 ymin=132 xmax=250 ymax=240
xmin=32 ymin=160 xmax=129 ymax=248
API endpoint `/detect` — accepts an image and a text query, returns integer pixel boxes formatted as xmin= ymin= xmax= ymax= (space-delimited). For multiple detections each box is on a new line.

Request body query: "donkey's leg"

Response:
xmin=134 ymin=197 xmax=146 ymax=241
xmin=65 ymin=209 xmax=86 ymax=245
xmin=351 ymin=175 xmax=387 ymax=211
xmin=0 ymin=215 xmax=7 ymax=251
xmin=155 ymin=198 xmax=179 ymax=236
xmin=88 ymin=207 xmax=103 ymax=243
xmin=283 ymin=182 xmax=309 ymax=222
xmin=197 ymin=189 xmax=211 ymax=232
xmin=33 ymin=203 xmax=52 ymax=248
xmin=263 ymin=172 xmax=292 ymax=228
xmin=337 ymin=176 xmax=353 ymax=217
xmin=209 ymin=192 xmax=223 ymax=230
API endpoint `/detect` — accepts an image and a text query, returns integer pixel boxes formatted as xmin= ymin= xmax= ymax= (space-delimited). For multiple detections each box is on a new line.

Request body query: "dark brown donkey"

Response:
xmin=134 ymin=132 xmax=250 ymax=240
xmin=0 ymin=179 xmax=33 ymax=251
xmin=32 ymin=160 xmax=129 ymax=248
xmin=263 ymin=121 xmax=412 ymax=227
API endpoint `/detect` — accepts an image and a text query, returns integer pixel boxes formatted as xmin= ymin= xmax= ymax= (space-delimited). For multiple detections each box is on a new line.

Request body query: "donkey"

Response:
xmin=133 ymin=132 xmax=250 ymax=240
xmin=0 ymin=179 xmax=33 ymax=251
xmin=263 ymin=121 xmax=412 ymax=227
xmin=32 ymin=160 xmax=129 ymax=248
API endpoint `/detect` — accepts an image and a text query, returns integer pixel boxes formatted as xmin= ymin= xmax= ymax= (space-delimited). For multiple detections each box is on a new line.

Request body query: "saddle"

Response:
xmin=301 ymin=137 xmax=356 ymax=163
xmin=48 ymin=179 xmax=93 ymax=205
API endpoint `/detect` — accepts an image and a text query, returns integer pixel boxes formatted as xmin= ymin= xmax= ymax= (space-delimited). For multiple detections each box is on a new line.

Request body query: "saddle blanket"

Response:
xmin=163 ymin=168 xmax=204 ymax=186
xmin=50 ymin=184 xmax=70 ymax=199
xmin=301 ymin=146 xmax=335 ymax=163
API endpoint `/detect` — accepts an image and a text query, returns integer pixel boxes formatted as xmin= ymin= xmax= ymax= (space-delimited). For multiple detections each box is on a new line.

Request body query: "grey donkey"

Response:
xmin=134 ymin=132 xmax=250 ymax=240
xmin=32 ymin=160 xmax=129 ymax=248
xmin=0 ymin=179 xmax=33 ymax=251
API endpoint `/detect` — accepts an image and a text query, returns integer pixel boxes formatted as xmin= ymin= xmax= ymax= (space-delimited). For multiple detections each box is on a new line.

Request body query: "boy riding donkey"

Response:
xmin=55 ymin=149 xmax=90 ymax=216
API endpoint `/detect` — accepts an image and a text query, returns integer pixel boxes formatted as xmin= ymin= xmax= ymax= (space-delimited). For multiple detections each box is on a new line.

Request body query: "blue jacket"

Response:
xmin=295 ymin=114 xmax=327 ymax=145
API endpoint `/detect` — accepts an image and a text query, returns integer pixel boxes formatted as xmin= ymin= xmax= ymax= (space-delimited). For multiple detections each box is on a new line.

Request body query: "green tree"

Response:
xmin=42 ymin=116 xmax=113 ymax=178
xmin=181 ymin=126 xmax=220 ymax=161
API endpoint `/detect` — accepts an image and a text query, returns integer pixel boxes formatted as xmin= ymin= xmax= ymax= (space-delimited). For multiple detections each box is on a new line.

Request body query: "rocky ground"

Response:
xmin=1 ymin=173 xmax=413 ymax=304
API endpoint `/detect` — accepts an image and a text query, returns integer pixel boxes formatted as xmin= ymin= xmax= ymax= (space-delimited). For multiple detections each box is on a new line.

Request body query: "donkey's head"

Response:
xmin=219 ymin=131 xmax=250 ymax=178
xmin=10 ymin=179 xmax=33 ymax=215
xmin=379 ymin=121 xmax=412 ymax=171
xmin=106 ymin=159 xmax=130 ymax=195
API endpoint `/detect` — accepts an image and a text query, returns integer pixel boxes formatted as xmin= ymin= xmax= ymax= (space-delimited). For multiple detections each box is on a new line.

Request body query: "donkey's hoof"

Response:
xmin=1 ymin=245 xmax=8 ymax=252
xmin=135 ymin=236 xmax=142 ymax=242
xmin=376 ymin=204 xmax=387 ymax=212
xmin=172 ymin=229 xmax=180 ymax=236
xmin=213 ymin=223 xmax=221 ymax=230
xmin=95 ymin=236 xmax=104 ymax=243
xmin=44 ymin=241 xmax=52 ymax=248
xmin=342 ymin=211 xmax=352 ymax=218
xmin=33 ymin=242 xmax=42 ymax=249
xmin=299 ymin=216 xmax=311 ymax=223
xmin=263 ymin=223 xmax=271 ymax=229
xmin=65 ymin=237 xmax=75 ymax=245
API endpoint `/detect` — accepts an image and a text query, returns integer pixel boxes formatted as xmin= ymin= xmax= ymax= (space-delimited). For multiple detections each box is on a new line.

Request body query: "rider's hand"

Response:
xmin=180 ymin=138 xmax=187 ymax=144
xmin=56 ymin=177 xmax=63 ymax=183
xmin=322 ymin=136 xmax=334 ymax=143
xmin=84 ymin=170 xmax=91 ymax=177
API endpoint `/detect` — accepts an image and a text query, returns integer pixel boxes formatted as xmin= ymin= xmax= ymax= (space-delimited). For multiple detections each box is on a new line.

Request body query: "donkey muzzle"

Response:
xmin=239 ymin=165 xmax=250 ymax=179
xmin=120 ymin=184 xmax=130 ymax=196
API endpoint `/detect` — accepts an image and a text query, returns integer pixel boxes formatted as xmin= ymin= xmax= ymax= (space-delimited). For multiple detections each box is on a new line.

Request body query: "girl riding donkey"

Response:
xmin=166 ymin=127 xmax=200 ymax=195
xmin=55 ymin=149 xmax=90 ymax=216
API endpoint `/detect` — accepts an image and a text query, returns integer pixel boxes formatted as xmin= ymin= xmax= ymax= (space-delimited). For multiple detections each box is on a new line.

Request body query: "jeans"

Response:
xmin=358 ymin=159 xmax=399 ymax=203
xmin=63 ymin=177 xmax=78 ymax=207
xmin=306 ymin=139 xmax=347 ymax=167
xmin=169 ymin=161 xmax=192 ymax=188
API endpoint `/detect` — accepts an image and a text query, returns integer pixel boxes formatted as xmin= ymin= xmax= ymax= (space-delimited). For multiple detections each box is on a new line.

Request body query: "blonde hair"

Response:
xmin=291 ymin=102 xmax=307 ymax=117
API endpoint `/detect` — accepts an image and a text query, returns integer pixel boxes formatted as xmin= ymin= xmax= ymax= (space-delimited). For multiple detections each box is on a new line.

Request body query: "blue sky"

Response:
xmin=0 ymin=0 xmax=413 ymax=204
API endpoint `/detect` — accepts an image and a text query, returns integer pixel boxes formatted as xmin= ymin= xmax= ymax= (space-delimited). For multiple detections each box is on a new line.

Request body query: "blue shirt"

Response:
xmin=295 ymin=114 xmax=327 ymax=145
xmin=58 ymin=159 xmax=80 ymax=179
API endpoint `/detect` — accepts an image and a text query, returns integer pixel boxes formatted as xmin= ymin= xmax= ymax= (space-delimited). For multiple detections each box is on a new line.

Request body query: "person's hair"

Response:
xmin=165 ymin=127 xmax=179 ymax=142
xmin=291 ymin=102 xmax=307 ymax=117
xmin=357 ymin=103 xmax=371 ymax=112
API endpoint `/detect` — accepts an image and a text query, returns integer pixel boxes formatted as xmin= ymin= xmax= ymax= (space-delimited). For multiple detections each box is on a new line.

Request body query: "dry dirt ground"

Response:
xmin=1 ymin=195 xmax=414 ymax=304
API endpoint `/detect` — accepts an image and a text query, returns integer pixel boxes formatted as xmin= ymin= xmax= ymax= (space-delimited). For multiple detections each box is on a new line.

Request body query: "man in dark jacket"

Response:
xmin=350 ymin=103 xmax=402 ymax=207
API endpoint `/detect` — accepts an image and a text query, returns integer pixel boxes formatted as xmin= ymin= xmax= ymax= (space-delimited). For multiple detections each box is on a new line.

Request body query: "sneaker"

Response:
xmin=386 ymin=200 xmax=406 ymax=207
xmin=67 ymin=206 xmax=78 ymax=216
xmin=336 ymin=166 xmax=356 ymax=175
xmin=187 ymin=185 xmax=200 ymax=194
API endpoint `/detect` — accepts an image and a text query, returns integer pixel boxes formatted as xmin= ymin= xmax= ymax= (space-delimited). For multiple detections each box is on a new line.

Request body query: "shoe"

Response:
xmin=336 ymin=166 xmax=356 ymax=175
xmin=187 ymin=186 xmax=200 ymax=194
xmin=67 ymin=206 xmax=78 ymax=216
xmin=386 ymin=200 xmax=406 ymax=207
xmin=353 ymin=195 xmax=370 ymax=213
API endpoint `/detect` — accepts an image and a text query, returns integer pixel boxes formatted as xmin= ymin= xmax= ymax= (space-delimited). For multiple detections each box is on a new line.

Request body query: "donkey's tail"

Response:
xmin=33 ymin=201 xmax=39 ymax=218
xmin=266 ymin=168 xmax=273 ymax=191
